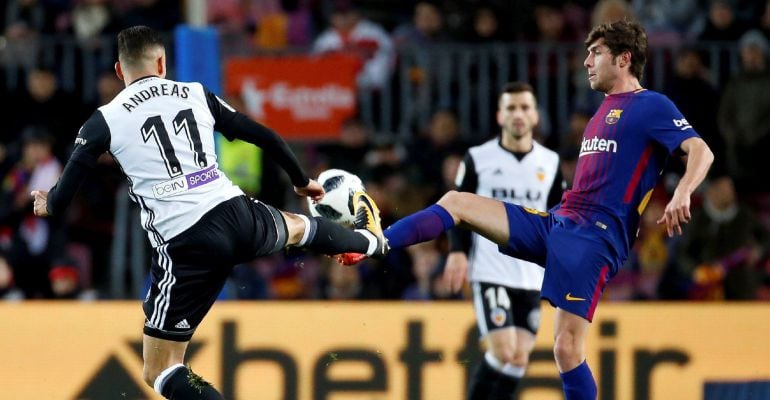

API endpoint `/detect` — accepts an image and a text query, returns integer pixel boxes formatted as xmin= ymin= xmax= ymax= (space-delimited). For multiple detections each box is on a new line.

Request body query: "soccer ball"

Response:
xmin=307 ymin=169 xmax=365 ymax=227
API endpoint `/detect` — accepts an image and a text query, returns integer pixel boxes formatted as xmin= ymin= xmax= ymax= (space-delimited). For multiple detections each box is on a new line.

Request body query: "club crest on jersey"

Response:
xmin=605 ymin=109 xmax=623 ymax=124
xmin=536 ymin=167 xmax=545 ymax=182
xmin=490 ymin=307 xmax=507 ymax=327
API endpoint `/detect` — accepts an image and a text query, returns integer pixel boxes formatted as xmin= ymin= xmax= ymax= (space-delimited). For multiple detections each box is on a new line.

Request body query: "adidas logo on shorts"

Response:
xmin=175 ymin=319 xmax=191 ymax=329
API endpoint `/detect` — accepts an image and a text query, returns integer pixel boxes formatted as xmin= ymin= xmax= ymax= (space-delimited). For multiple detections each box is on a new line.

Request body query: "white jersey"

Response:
xmin=79 ymin=77 xmax=243 ymax=246
xmin=455 ymin=139 xmax=561 ymax=290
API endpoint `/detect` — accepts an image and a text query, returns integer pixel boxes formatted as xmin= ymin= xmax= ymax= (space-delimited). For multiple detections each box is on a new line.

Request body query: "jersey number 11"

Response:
xmin=141 ymin=108 xmax=207 ymax=178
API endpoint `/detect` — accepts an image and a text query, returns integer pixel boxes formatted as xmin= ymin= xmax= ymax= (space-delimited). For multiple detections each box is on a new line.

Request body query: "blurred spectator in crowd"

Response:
xmin=664 ymin=47 xmax=723 ymax=173
xmin=609 ymin=196 xmax=672 ymax=300
xmin=718 ymin=30 xmax=770 ymax=194
xmin=392 ymin=1 xmax=447 ymax=48
xmin=317 ymin=117 xmax=371 ymax=177
xmin=591 ymin=0 xmax=633 ymax=26
xmin=0 ymin=254 xmax=24 ymax=300
xmin=268 ymin=250 xmax=322 ymax=299
xmin=9 ymin=68 xmax=83 ymax=161
xmin=65 ymin=0 xmax=117 ymax=45
xmin=321 ymin=257 xmax=363 ymax=299
xmin=700 ymin=0 xmax=750 ymax=85
xmin=229 ymin=256 xmax=272 ymax=300
xmin=408 ymin=108 xmax=468 ymax=197
xmin=558 ymin=145 xmax=579 ymax=190
xmin=3 ymin=0 xmax=51 ymax=70
xmin=675 ymin=176 xmax=769 ymax=300
xmin=364 ymin=136 xmax=408 ymax=170
xmin=95 ymin=69 xmax=123 ymax=105
xmin=526 ymin=2 xmax=579 ymax=43
xmin=312 ymin=0 xmax=394 ymax=90
xmin=698 ymin=0 xmax=748 ymax=42
xmin=253 ymin=0 xmax=315 ymax=49
xmin=390 ymin=1 xmax=448 ymax=138
xmin=757 ymin=0 xmax=770 ymax=41
xmin=0 ymin=128 xmax=62 ymax=298
xmin=632 ymin=0 xmax=705 ymax=43
xmin=117 ymin=0 xmax=180 ymax=31
xmin=465 ymin=4 xmax=508 ymax=43
xmin=402 ymin=240 xmax=442 ymax=300
xmin=48 ymin=262 xmax=82 ymax=299
xmin=209 ymin=0 xmax=317 ymax=49
xmin=561 ymin=108 xmax=591 ymax=150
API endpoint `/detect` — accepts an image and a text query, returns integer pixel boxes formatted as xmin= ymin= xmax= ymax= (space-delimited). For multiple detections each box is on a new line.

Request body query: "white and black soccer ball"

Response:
xmin=307 ymin=169 xmax=365 ymax=227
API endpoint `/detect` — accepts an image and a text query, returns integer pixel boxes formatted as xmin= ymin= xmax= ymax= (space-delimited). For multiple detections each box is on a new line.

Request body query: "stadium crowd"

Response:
xmin=1 ymin=0 xmax=770 ymax=302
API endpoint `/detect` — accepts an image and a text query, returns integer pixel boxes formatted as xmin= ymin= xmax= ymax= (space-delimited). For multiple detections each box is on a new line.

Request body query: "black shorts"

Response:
xmin=472 ymin=281 xmax=541 ymax=336
xmin=143 ymin=196 xmax=288 ymax=341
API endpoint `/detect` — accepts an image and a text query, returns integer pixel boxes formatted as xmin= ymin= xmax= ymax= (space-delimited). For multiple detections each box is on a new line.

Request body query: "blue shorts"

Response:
xmin=499 ymin=204 xmax=622 ymax=322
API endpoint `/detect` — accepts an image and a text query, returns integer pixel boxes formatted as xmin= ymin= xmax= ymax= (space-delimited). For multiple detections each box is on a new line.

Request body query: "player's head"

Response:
xmin=583 ymin=19 xmax=647 ymax=93
xmin=115 ymin=25 xmax=166 ymax=84
xmin=497 ymin=81 xmax=539 ymax=141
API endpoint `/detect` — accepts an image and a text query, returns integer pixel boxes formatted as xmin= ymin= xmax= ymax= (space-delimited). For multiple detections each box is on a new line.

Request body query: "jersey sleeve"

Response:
xmin=455 ymin=153 xmax=478 ymax=192
xmin=448 ymin=153 xmax=477 ymax=253
xmin=203 ymin=87 xmax=309 ymax=187
xmin=646 ymin=94 xmax=701 ymax=154
xmin=47 ymin=111 xmax=111 ymax=216
xmin=70 ymin=111 xmax=111 ymax=167
xmin=546 ymin=165 xmax=565 ymax=209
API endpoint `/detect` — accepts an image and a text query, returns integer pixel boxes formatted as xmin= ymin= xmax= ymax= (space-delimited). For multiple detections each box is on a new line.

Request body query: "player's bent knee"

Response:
xmin=281 ymin=211 xmax=306 ymax=245
xmin=437 ymin=191 xmax=468 ymax=219
xmin=553 ymin=332 xmax=581 ymax=365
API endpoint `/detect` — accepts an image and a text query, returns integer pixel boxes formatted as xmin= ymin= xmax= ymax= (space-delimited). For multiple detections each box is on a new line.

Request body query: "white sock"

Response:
xmin=354 ymin=229 xmax=378 ymax=256
xmin=485 ymin=352 xmax=526 ymax=378
xmin=153 ymin=363 xmax=186 ymax=395
xmin=297 ymin=215 xmax=312 ymax=246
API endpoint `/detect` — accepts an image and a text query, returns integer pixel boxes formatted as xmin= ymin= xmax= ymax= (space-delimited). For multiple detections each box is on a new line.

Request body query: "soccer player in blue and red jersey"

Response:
xmin=340 ymin=19 xmax=713 ymax=400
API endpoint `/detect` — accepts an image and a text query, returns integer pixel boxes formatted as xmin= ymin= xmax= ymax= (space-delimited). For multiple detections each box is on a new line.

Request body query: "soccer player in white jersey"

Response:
xmin=30 ymin=26 xmax=387 ymax=400
xmin=444 ymin=82 xmax=564 ymax=399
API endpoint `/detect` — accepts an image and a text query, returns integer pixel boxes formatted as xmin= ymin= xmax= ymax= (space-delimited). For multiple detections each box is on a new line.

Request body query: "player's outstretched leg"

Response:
xmin=285 ymin=192 xmax=388 ymax=258
xmin=339 ymin=191 xmax=511 ymax=265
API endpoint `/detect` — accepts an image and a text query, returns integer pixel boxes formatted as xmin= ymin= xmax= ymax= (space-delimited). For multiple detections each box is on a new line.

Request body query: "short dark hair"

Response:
xmin=499 ymin=81 xmax=536 ymax=104
xmin=117 ymin=25 xmax=164 ymax=68
xmin=584 ymin=19 xmax=647 ymax=81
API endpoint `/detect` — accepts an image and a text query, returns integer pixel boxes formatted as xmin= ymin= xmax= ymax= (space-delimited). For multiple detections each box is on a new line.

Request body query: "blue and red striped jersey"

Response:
xmin=555 ymin=89 xmax=699 ymax=256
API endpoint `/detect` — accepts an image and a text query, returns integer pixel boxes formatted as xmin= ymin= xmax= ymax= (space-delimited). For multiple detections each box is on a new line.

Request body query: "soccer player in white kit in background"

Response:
xmin=443 ymin=82 xmax=564 ymax=399
xmin=31 ymin=26 xmax=387 ymax=399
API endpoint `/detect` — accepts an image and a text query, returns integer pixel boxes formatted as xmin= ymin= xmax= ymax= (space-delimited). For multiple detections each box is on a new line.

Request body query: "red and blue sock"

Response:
xmin=560 ymin=360 xmax=597 ymax=400
xmin=384 ymin=204 xmax=455 ymax=249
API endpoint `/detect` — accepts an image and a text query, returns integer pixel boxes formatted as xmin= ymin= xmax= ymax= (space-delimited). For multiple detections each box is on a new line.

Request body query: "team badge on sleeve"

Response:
xmin=605 ymin=109 xmax=623 ymax=124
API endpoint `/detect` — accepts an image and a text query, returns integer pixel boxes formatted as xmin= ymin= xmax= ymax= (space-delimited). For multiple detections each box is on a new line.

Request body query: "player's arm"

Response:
xmin=657 ymin=136 xmax=714 ymax=237
xmin=546 ymin=166 xmax=565 ymax=208
xmin=32 ymin=112 xmax=110 ymax=217
xmin=203 ymin=89 xmax=320 ymax=199
xmin=444 ymin=153 xmax=477 ymax=293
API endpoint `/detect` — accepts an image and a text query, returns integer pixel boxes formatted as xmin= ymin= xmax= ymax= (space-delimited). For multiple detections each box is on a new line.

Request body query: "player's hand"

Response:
xmin=295 ymin=179 xmax=324 ymax=202
xmin=657 ymin=189 xmax=691 ymax=237
xmin=443 ymin=251 xmax=469 ymax=293
xmin=30 ymin=190 xmax=50 ymax=217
